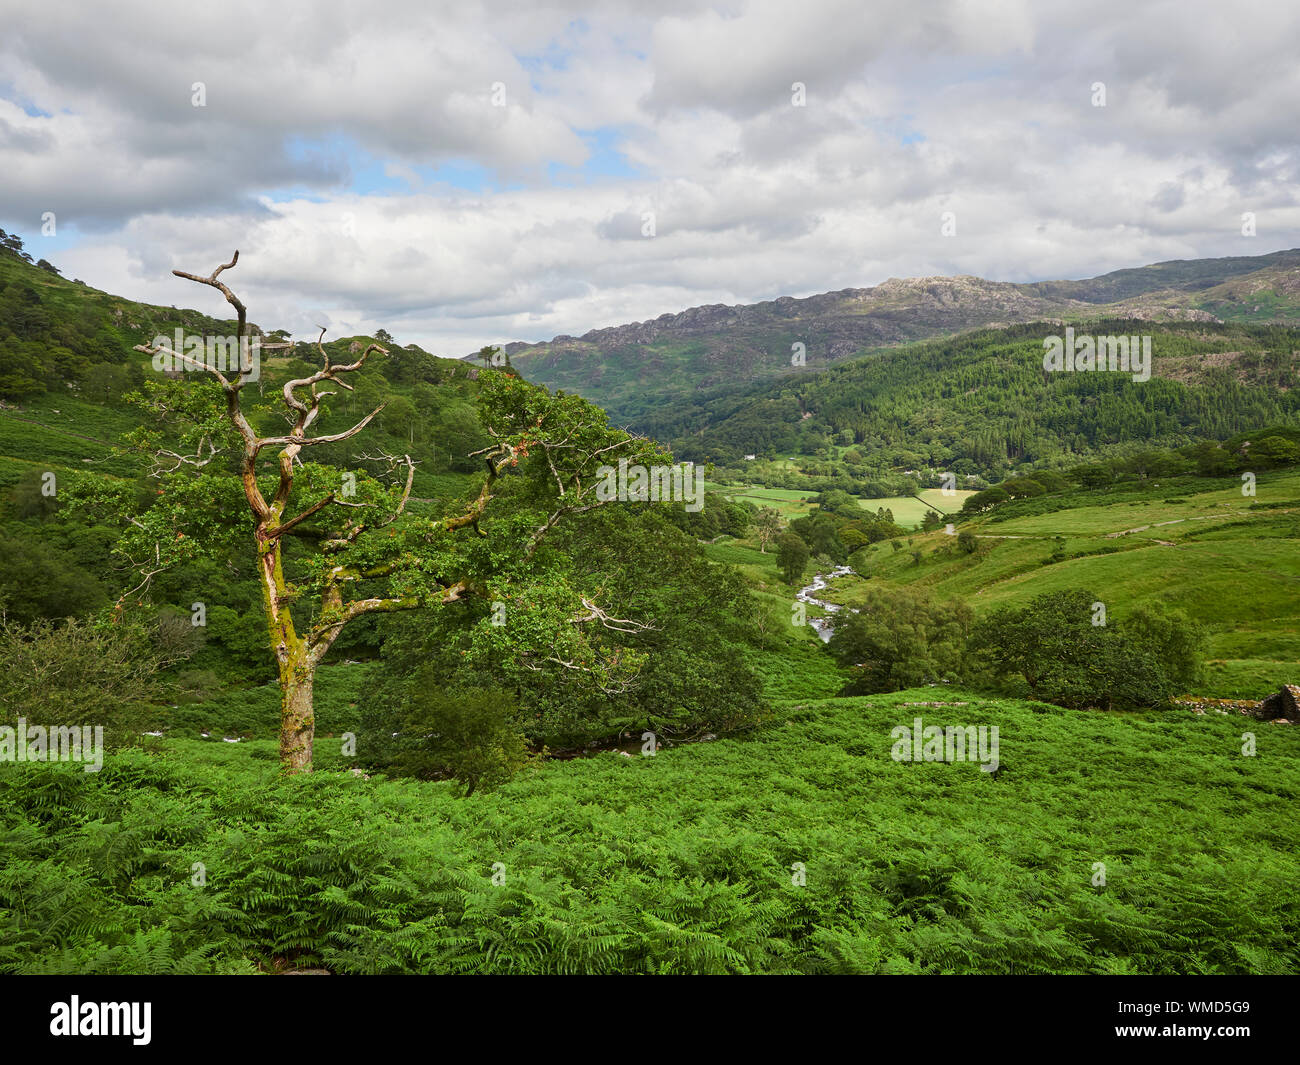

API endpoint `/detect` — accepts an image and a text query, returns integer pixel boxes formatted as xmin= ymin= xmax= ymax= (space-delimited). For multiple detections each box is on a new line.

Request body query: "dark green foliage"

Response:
xmin=971 ymin=590 xmax=1205 ymax=709
xmin=828 ymin=585 xmax=975 ymax=693
xmin=776 ymin=531 xmax=810 ymax=584
xmin=366 ymin=504 xmax=768 ymax=754
xmin=961 ymin=486 xmax=1010 ymax=515
xmin=387 ymin=683 xmax=535 ymax=796
xmin=0 ymin=617 xmax=176 ymax=747
xmin=958 ymin=425 xmax=1300 ymax=521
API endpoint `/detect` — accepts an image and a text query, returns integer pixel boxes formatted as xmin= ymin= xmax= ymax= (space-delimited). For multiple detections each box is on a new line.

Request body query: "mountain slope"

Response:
xmin=508 ymin=249 xmax=1300 ymax=425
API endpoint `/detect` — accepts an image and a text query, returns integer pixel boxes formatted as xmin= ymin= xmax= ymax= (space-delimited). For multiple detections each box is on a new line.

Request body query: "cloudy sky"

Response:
xmin=2 ymin=0 xmax=1298 ymax=354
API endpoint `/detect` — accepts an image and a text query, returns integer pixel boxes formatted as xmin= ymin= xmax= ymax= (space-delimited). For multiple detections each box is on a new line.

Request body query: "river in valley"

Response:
xmin=795 ymin=565 xmax=859 ymax=642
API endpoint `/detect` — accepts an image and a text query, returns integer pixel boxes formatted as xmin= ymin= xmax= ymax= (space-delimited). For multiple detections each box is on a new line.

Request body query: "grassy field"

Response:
xmin=712 ymin=484 xmax=818 ymax=518
xmin=709 ymin=484 xmax=976 ymax=527
xmin=857 ymin=489 xmax=976 ymax=527
xmin=834 ymin=471 xmax=1300 ymax=698
xmin=5 ymin=684 xmax=1296 ymax=974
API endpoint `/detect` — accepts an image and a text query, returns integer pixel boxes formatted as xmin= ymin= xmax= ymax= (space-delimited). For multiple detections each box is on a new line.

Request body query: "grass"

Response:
xmin=837 ymin=472 xmax=1300 ymax=699
xmin=714 ymin=485 xmax=817 ymax=519
xmin=0 ymin=401 xmax=142 ymax=478
xmin=857 ymin=489 xmax=975 ymax=527
xmin=4 ymin=686 xmax=1296 ymax=974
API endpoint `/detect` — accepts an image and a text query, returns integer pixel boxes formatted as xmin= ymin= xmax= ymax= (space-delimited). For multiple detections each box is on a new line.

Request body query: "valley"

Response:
xmin=1 ymin=238 xmax=1297 ymax=976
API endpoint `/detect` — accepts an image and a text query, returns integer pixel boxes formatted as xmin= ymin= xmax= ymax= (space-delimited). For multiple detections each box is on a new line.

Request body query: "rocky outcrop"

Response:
xmin=1253 ymin=685 xmax=1300 ymax=722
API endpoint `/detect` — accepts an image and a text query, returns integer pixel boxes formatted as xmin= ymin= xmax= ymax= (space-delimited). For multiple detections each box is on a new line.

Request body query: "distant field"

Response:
xmin=858 ymin=489 xmax=975 ymax=528
xmin=715 ymin=485 xmax=817 ymax=518
xmin=710 ymin=484 xmax=975 ymax=526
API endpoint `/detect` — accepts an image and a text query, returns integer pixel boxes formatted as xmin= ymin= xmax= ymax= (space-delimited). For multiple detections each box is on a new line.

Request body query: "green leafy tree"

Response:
xmin=790 ymin=511 xmax=845 ymax=561
xmin=368 ymin=503 xmax=765 ymax=757
xmin=960 ymin=487 xmax=1010 ymax=515
xmin=776 ymin=531 xmax=810 ymax=584
xmin=389 ymin=682 xmax=534 ymax=796
xmin=80 ymin=253 xmax=666 ymax=772
xmin=1123 ymin=603 xmax=1203 ymax=695
xmin=828 ymin=585 xmax=974 ymax=693
xmin=1249 ymin=435 xmax=1300 ymax=469
xmin=1000 ymin=477 xmax=1045 ymax=499
xmin=970 ymin=589 xmax=1204 ymax=709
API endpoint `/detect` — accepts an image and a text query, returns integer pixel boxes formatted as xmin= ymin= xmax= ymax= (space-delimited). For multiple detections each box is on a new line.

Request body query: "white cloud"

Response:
xmin=1 ymin=0 xmax=1297 ymax=354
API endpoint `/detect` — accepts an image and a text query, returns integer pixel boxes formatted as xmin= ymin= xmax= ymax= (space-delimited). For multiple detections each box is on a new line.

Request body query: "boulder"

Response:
xmin=1253 ymin=685 xmax=1300 ymax=721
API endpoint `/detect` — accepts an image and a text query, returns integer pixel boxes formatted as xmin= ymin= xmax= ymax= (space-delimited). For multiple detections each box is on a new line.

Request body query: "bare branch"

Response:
xmin=519 ymin=653 xmax=638 ymax=696
xmin=133 ymin=341 xmax=233 ymax=389
xmin=170 ymin=251 xmax=253 ymax=385
xmin=257 ymin=405 xmax=385 ymax=453
xmin=570 ymin=596 xmax=658 ymax=634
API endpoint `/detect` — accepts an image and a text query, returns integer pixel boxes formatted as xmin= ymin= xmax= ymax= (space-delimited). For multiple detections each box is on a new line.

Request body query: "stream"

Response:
xmin=796 ymin=565 xmax=859 ymax=642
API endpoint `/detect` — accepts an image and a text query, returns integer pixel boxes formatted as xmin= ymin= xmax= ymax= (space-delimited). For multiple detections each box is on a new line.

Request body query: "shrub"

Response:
xmin=383 ymin=682 xmax=535 ymax=796
xmin=828 ymin=585 xmax=975 ymax=694
xmin=970 ymin=589 xmax=1205 ymax=710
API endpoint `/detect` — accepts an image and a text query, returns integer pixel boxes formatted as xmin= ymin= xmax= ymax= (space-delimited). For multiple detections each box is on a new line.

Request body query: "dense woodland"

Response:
xmin=653 ymin=322 xmax=1300 ymax=488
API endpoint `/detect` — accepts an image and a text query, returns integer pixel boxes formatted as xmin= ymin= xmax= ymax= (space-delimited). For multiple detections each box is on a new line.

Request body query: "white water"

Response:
xmin=795 ymin=565 xmax=859 ymax=642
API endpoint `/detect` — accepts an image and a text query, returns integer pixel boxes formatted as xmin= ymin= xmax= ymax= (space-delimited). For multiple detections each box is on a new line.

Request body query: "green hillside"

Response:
xmin=812 ymin=468 xmax=1300 ymax=698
